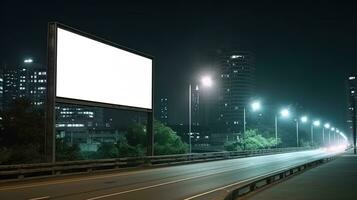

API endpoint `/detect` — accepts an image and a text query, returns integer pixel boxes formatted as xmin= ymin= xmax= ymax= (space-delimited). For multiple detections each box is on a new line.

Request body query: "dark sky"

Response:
xmin=1 ymin=0 xmax=356 ymax=131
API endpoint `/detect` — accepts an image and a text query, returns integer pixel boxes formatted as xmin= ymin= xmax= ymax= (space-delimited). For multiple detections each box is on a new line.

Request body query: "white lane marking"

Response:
xmin=0 ymin=158 xmax=254 ymax=191
xmin=86 ymin=153 xmax=330 ymax=200
xmin=0 ymin=151 xmax=314 ymax=191
xmin=183 ymin=153 xmax=338 ymax=200
xmin=28 ymin=196 xmax=50 ymax=200
xmin=85 ymin=162 xmax=259 ymax=200
xmin=0 ymin=150 xmax=325 ymax=192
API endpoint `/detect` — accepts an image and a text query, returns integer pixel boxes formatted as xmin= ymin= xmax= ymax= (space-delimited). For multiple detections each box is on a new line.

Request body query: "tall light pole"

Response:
xmin=243 ymin=100 xmax=261 ymax=136
xmin=312 ymin=120 xmax=320 ymax=146
xmin=336 ymin=129 xmax=340 ymax=144
xmin=323 ymin=123 xmax=330 ymax=146
xmin=275 ymin=108 xmax=290 ymax=148
xmin=330 ymin=127 xmax=335 ymax=145
xmin=298 ymin=116 xmax=308 ymax=147
xmin=188 ymin=75 xmax=213 ymax=153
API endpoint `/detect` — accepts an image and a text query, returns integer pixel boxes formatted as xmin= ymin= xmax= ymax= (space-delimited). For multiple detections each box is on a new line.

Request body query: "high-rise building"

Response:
xmin=2 ymin=60 xmax=47 ymax=109
xmin=218 ymin=51 xmax=256 ymax=134
xmin=19 ymin=62 xmax=47 ymax=107
xmin=3 ymin=67 xmax=19 ymax=109
xmin=347 ymin=74 xmax=356 ymax=141
xmin=0 ymin=69 xmax=3 ymax=121
xmin=191 ymin=85 xmax=200 ymax=126
xmin=159 ymin=97 xmax=169 ymax=125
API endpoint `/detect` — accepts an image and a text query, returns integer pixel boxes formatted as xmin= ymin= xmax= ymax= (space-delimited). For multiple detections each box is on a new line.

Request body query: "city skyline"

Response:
xmin=1 ymin=1 xmax=356 ymax=131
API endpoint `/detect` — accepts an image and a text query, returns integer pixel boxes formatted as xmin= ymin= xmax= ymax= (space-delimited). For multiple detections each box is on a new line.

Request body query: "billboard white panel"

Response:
xmin=56 ymin=28 xmax=152 ymax=109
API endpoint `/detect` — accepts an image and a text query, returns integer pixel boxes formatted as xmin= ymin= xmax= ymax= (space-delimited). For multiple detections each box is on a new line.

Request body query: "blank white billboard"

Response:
xmin=56 ymin=27 xmax=152 ymax=109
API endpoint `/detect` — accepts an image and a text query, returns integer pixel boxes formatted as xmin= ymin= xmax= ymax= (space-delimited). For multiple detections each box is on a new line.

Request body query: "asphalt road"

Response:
xmin=0 ymin=149 xmax=336 ymax=200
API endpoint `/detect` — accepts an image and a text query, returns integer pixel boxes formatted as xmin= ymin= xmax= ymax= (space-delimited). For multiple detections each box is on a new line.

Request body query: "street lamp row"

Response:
xmin=187 ymin=75 xmax=347 ymax=153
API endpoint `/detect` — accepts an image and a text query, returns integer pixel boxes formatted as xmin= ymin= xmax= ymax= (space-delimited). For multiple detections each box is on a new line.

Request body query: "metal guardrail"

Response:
xmin=0 ymin=147 xmax=314 ymax=183
xmin=223 ymin=156 xmax=336 ymax=200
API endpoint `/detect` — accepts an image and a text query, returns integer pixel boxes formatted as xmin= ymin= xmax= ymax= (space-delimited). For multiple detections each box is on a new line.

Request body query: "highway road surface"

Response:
xmin=0 ymin=149 xmax=336 ymax=200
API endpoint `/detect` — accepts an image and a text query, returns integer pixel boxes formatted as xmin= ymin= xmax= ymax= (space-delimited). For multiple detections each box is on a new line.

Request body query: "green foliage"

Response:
xmin=56 ymin=139 xmax=82 ymax=161
xmin=154 ymin=121 xmax=188 ymax=155
xmin=224 ymin=129 xmax=280 ymax=151
xmin=223 ymin=141 xmax=243 ymax=151
xmin=0 ymin=99 xmax=45 ymax=164
xmin=96 ymin=143 xmax=119 ymax=158
xmin=126 ymin=123 xmax=147 ymax=146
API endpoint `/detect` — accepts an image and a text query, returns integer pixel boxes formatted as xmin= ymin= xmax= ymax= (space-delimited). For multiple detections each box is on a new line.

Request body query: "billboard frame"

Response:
xmin=46 ymin=22 xmax=154 ymax=163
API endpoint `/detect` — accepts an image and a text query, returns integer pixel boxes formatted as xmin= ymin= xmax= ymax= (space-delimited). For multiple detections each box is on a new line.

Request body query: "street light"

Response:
xmin=243 ymin=100 xmax=262 ymax=136
xmin=296 ymin=115 xmax=308 ymax=147
xmin=322 ymin=123 xmax=330 ymax=145
xmin=251 ymin=101 xmax=261 ymax=112
xmin=24 ymin=58 xmax=33 ymax=63
xmin=188 ymin=75 xmax=213 ymax=153
xmin=280 ymin=108 xmax=290 ymax=118
xmin=311 ymin=120 xmax=320 ymax=145
xmin=201 ymin=76 xmax=213 ymax=87
xmin=275 ymin=108 xmax=290 ymax=148
xmin=335 ymin=129 xmax=340 ymax=143
xmin=329 ymin=127 xmax=335 ymax=145
xmin=300 ymin=116 xmax=308 ymax=123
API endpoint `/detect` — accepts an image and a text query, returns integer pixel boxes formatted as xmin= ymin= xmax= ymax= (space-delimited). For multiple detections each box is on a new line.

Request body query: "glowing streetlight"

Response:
xmin=243 ymin=100 xmax=262 ymax=139
xmin=201 ymin=75 xmax=213 ymax=87
xmin=310 ymin=120 xmax=320 ymax=146
xmin=313 ymin=120 xmax=320 ymax=127
xmin=280 ymin=108 xmax=290 ymax=118
xmin=300 ymin=116 xmax=308 ymax=123
xmin=274 ymin=108 xmax=290 ymax=148
xmin=24 ymin=58 xmax=33 ymax=63
xmin=296 ymin=115 xmax=308 ymax=147
xmin=324 ymin=123 xmax=330 ymax=129
xmin=322 ymin=123 xmax=330 ymax=145
xmin=251 ymin=101 xmax=261 ymax=112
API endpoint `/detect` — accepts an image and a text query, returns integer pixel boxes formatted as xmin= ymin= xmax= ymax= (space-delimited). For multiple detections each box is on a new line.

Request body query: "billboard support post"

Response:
xmin=147 ymin=112 xmax=154 ymax=156
xmin=46 ymin=23 xmax=57 ymax=163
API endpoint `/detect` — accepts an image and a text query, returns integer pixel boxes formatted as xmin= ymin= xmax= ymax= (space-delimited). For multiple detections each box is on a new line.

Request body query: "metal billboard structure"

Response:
xmin=46 ymin=22 xmax=154 ymax=162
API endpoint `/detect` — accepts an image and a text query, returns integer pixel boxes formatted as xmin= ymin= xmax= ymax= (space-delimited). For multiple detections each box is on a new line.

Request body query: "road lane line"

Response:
xmin=0 ymin=150 xmax=324 ymax=193
xmin=183 ymin=153 xmax=336 ymax=200
xmin=0 ymin=151 xmax=302 ymax=191
xmin=0 ymin=160 xmax=252 ymax=192
xmin=28 ymin=196 xmax=50 ymax=200
xmin=85 ymin=153 xmax=327 ymax=200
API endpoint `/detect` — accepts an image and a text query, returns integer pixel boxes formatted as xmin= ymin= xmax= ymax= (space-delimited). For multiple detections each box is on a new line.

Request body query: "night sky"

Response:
xmin=1 ymin=0 xmax=356 ymax=131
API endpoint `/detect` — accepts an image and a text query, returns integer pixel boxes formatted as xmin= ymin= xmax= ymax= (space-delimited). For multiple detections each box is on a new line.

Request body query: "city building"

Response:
xmin=1 ymin=59 xmax=116 ymax=151
xmin=0 ymin=69 xmax=3 ymax=122
xmin=55 ymin=104 xmax=119 ymax=151
xmin=19 ymin=61 xmax=47 ymax=107
xmin=2 ymin=60 xmax=47 ymax=109
xmin=218 ymin=51 xmax=256 ymax=134
xmin=159 ymin=97 xmax=169 ymax=125
xmin=191 ymin=85 xmax=200 ymax=126
xmin=347 ymin=73 xmax=356 ymax=140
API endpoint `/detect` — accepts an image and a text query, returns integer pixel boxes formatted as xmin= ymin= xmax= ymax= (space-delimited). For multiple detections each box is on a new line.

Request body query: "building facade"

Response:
xmin=347 ymin=73 xmax=356 ymax=143
xmin=2 ymin=61 xmax=47 ymax=109
xmin=191 ymin=85 xmax=200 ymax=126
xmin=218 ymin=51 xmax=256 ymax=134
xmin=159 ymin=97 xmax=169 ymax=125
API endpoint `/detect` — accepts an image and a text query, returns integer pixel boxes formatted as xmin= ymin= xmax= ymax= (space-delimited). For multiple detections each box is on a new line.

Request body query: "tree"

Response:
xmin=97 ymin=143 xmax=119 ymax=158
xmin=154 ymin=121 xmax=188 ymax=155
xmin=126 ymin=123 xmax=147 ymax=147
xmin=224 ymin=129 xmax=279 ymax=151
xmin=56 ymin=139 xmax=82 ymax=161
xmin=0 ymin=98 xmax=45 ymax=164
